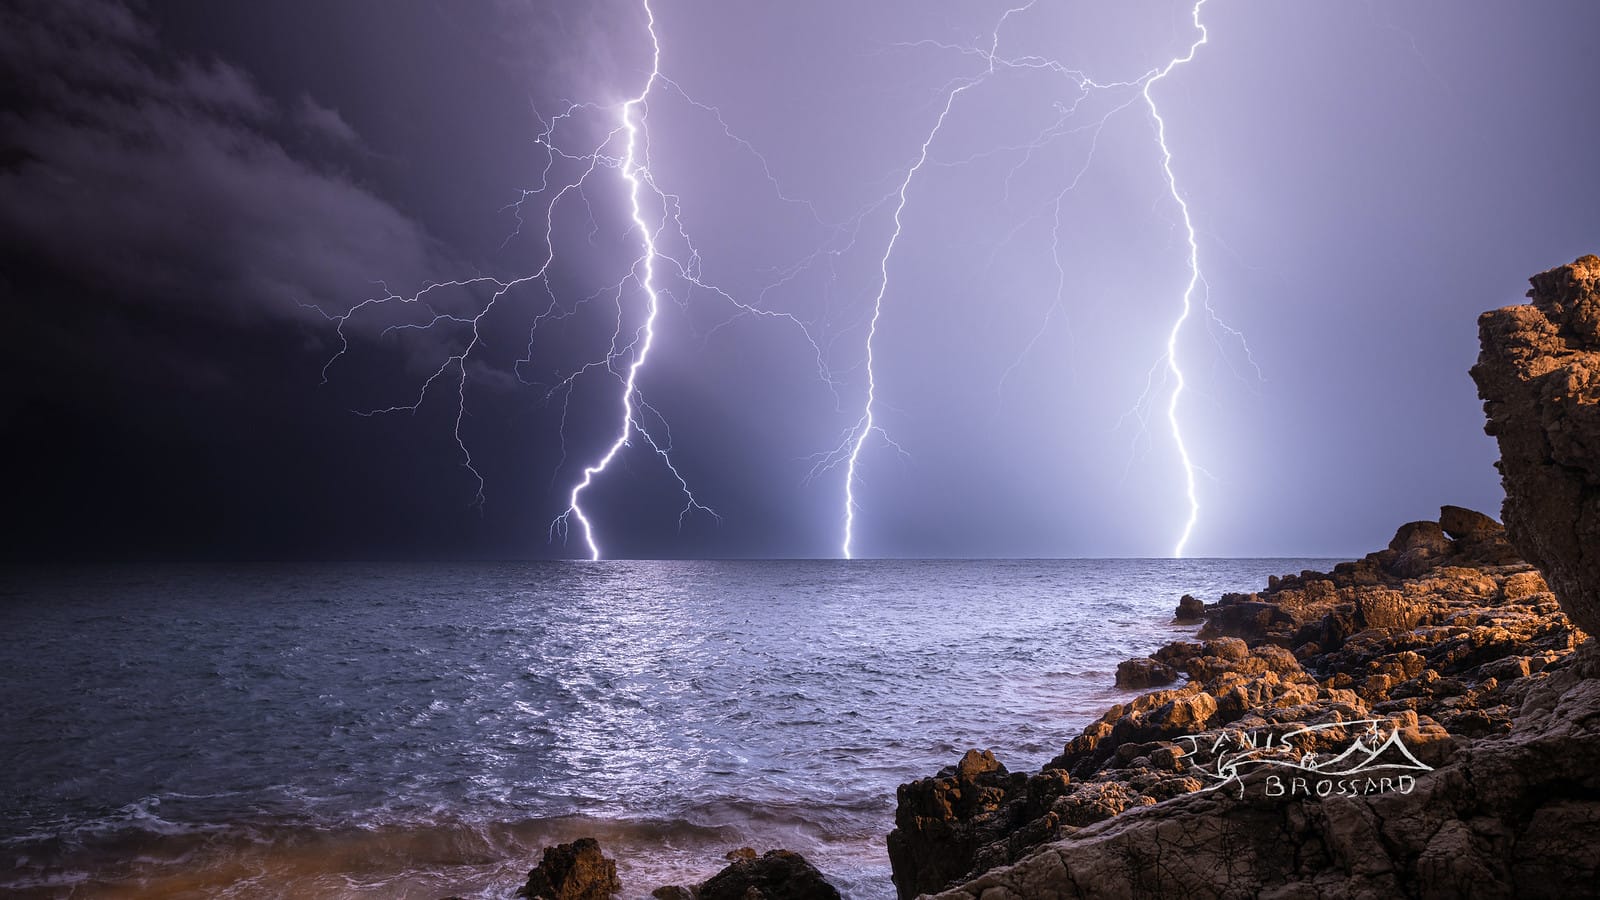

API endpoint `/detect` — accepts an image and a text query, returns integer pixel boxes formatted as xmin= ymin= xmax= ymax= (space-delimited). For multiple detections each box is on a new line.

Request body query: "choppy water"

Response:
xmin=0 ymin=559 xmax=1334 ymax=898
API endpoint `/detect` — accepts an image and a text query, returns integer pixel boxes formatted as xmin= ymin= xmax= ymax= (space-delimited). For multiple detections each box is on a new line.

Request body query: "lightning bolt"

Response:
xmin=1145 ymin=0 xmax=1209 ymax=557
xmin=837 ymin=6 xmax=1035 ymax=560
xmin=841 ymin=0 xmax=1222 ymax=559
xmin=550 ymin=2 xmax=668 ymax=561
xmin=314 ymin=0 xmax=1236 ymax=561
xmin=314 ymin=0 xmax=855 ymax=560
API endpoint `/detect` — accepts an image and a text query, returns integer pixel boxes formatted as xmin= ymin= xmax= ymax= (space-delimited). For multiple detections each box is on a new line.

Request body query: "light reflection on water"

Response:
xmin=0 ymin=559 xmax=1332 ymax=898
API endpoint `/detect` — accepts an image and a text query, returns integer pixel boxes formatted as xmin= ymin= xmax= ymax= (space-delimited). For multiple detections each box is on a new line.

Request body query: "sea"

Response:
xmin=0 ymin=559 xmax=1336 ymax=899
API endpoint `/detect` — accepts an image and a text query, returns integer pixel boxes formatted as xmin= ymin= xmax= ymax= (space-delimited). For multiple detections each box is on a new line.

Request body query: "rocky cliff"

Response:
xmin=888 ymin=258 xmax=1600 ymax=899
xmin=1472 ymin=255 xmax=1600 ymax=636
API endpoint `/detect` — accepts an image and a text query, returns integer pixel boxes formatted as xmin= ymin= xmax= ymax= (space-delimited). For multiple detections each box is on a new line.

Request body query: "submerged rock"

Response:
xmin=651 ymin=848 xmax=843 ymax=900
xmin=516 ymin=838 xmax=620 ymax=900
xmin=697 ymin=849 xmax=842 ymax=900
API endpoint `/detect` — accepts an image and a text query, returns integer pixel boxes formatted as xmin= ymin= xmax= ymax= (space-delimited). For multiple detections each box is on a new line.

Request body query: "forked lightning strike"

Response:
xmin=838 ymin=0 xmax=1230 ymax=558
xmin=316 ymin=0 xmax=849 ymax=560
xmin=317 ymin=0 xmax=1247 ymax=560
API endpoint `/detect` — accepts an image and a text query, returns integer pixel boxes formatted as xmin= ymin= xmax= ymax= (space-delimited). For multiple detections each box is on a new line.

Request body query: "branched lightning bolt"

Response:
xmin=315 ymin=0 xmax=856 ymax=560
xmin=836 ymin=6 xmax=1037 ymax=560
xmin=315 ymin=0 xmax=1240 ymax=560
xmin=840 ymin=0 xmax=1226 ymax=558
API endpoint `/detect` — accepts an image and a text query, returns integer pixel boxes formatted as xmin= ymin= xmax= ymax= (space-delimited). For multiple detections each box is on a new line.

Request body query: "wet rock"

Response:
xmin=516 ymin=838 xmax=620 ymax=900
xmin=698 ymin=849 xmax=841 ymax=900
xmin=1197 ymin=599 xmax=1295 ymax=642
xmin=886 ymin=749 xmax=1025 ymax=898
xmin=1472 ymin=254 xmax=1600 ymax=635
xmin=1114 ymin=657 xmax=1177 ymax=689
xmin=1172 ymin=593 xmax=1205 ymax=623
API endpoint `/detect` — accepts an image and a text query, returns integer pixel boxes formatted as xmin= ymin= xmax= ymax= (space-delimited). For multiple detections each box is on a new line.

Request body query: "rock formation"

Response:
xmin=931 ymin=648 xmax=1600 ymax=899
xmin=1473 ymin=255 xmax=1600 ymax=635
xmin=889 ymin=511 xmax=1584 ymax=897
xmin=516 ymin=838 xmax=620 ymax=900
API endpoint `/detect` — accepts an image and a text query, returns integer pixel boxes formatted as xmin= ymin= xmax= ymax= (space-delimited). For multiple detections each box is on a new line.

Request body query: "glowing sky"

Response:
xmin=4 ymin=0 xmax=1600 ymax=560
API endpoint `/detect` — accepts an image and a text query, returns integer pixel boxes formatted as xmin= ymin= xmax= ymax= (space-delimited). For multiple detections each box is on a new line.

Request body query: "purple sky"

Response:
xmin=4 ymin=0 xmax=1599 ymax=560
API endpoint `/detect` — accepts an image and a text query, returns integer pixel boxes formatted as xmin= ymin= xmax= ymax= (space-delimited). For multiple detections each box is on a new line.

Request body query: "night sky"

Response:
xmin=5 ymin=0 xmax=1600 ymax=561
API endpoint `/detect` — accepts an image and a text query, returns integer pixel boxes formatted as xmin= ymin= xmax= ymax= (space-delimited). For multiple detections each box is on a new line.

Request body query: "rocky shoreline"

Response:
xmin=887 ymin=507 xmax=1586 ymax=898
xmin=503 ymin=257 xmax=1600 ymax=899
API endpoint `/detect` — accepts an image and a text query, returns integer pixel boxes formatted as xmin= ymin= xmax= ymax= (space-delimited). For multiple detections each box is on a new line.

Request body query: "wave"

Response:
xmin=1 ymin=808 xmax=894 ymax=899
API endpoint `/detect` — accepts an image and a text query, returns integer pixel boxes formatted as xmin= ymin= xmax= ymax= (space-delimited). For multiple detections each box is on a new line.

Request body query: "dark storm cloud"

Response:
xmin=0 ymin=0 xmax=435 ymax=327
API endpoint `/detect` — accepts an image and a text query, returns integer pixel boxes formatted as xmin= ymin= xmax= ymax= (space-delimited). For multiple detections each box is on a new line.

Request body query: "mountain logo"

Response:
xmin=1173 ymin=719 xmax=1434 ymax=799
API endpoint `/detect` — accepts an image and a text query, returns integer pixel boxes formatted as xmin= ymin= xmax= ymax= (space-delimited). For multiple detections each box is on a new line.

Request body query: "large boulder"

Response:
xmin=1440 ymin=505 xmax=1503 ymax=542
xmin=1472 ymin=255 xmax=1600 ymax=636
xmin=516 ymin=838 xmax=620 ymax=900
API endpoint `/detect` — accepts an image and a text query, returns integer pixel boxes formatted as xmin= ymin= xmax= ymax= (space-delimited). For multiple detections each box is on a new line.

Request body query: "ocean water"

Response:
xmin=0 ymin=559 xmax=1334 ymax=899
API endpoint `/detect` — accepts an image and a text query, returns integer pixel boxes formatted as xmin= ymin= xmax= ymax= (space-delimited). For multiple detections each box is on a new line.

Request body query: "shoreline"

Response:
xmin=3 ymin=528 xmax=1580 ymax=899
xmin=889 ymin=505 xmax=1581 ymax=897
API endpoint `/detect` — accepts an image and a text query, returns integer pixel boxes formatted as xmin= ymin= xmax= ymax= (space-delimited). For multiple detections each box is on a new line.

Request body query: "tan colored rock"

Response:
xmin=1472 ymin=255 xmax=1600 ymax=636
xmin=929 ymin=650 xmax=1600 ymax=900
xmin=517 ymin=838 xmax=620 ymax=900
xmin=1501 ymin=569 xmax=1549 ymax=602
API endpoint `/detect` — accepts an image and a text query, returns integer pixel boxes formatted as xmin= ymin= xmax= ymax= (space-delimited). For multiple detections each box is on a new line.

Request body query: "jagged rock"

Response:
xmin=927 ymin=645 xmax=1600 ymax=900
xmin=890 ymin=513 xmax=1583 ymax=898
xmin=650 ymin=888 xmax=694 ymax=900
xmin=516 ymin=838 xmax=620 ymax=900
xmin=1114 ymin=657 xmax=1177 ymax=689
xmin=1172 ymin=593 xmax=1205 ymax=623
xmin=887 ymin=749 xmax=1025 ymax=897
xmin=697 ymin=849 xmax=841 ymax=900
xmin=1197 ymin=599 xmax=1294 ymax=643
xmin=1472 ymin=254 xmax=1600 ymax=636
